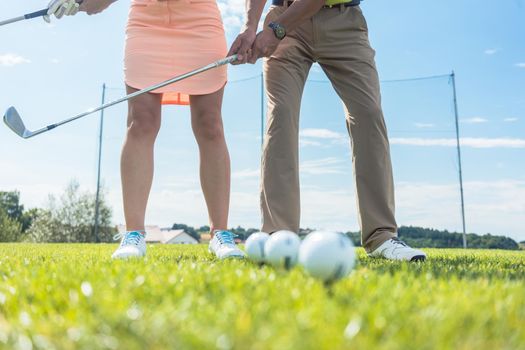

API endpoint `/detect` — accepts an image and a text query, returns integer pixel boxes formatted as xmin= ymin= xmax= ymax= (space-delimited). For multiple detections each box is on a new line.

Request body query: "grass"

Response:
xmin=0 ymin=244 xmax=524 ymax=350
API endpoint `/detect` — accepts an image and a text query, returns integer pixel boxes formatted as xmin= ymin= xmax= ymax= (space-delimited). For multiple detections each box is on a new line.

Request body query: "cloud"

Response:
xmin=461 ymin=117 xmax=488 ymax=124
xmin=217 ymin=0 xmax=245 ymax=32
xmin=50 ymin=58 xmax=61 ymax=64
xmin=301 ymin=157 xmax=347 ymax=175
xmin=503 ymin=117 xmax=519 ymax=122
xmin=0 ymin=53 xmax=31 ymax=67
xmin=484 ymin=48 xmax=499 ymax=55
xmin=515 ymin=63 xmax=525 ymax=68
xmin=299 ymin=128 xmax=349 ymax=148
xmin=414 ymin=123 xmax=435 ymax=128
xmin=232 ymin=168 xmax=260 ymax=179
xmin=390 ymin=137 xmax=525 ymax=148
xmin=394 ymin=180 xmax=525 ymax=241
xmin=300 ymin=128 xmax=346 ymax=139
xmin=299 ymin=139 xmax=323 ymax=148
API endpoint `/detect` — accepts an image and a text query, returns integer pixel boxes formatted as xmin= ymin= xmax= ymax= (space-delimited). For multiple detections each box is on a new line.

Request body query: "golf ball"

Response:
xmin=245 ymin=232 xmax=270 ymax=263
xmin=299 ymin=231 xmax=355 ymax=282
xmin=264 ymin=230 xmax=301 ymax=269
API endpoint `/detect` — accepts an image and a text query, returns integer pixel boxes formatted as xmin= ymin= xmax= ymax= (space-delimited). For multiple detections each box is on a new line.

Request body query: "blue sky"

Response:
xmin=0 ymin=0 xmax=524 ymax=241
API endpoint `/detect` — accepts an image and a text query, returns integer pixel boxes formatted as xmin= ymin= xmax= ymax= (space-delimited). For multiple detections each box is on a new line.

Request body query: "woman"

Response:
xmin=46 ymin=0 xmax=244 ymax=259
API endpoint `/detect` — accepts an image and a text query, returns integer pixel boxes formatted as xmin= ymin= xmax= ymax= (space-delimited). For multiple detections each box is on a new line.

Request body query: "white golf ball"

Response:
xmin=299 ymin=231 xmax=356 ymax=282
xmin=264 ymin=230 xmax=301 ymax=269
xmin=245 ymin=232 xmax=270 ymax=263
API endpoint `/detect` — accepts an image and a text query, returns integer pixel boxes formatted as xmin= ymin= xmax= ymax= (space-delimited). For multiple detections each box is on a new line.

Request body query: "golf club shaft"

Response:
xmin=28 ymin=55 xmax=237 ymax=137
xmin=0 ymin=9 xmax=48 ymax=26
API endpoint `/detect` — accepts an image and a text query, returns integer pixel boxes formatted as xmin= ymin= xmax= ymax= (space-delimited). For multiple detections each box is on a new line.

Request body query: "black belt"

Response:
xmin=272 ymin=0 xmax=360 ymax=8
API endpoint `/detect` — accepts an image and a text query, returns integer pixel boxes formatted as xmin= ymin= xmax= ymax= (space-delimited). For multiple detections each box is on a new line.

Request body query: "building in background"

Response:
xmin=117 ymin=225 xmax=198 ymax=244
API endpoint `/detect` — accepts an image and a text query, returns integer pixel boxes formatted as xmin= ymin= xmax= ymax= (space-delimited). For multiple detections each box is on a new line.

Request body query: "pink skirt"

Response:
xmin=124 ymin=0 xmax=227 ymax=104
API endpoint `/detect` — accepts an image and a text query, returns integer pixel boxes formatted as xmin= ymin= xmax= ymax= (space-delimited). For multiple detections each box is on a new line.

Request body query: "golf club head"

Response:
xmin=4 ymin=107 xmax=30 ymax=138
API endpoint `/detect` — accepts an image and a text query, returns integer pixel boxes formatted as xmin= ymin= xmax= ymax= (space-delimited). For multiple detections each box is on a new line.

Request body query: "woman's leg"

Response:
xmin=189 ymin=87 xmax=230 ymax=232
xmin=121 ymin=86 xmax=162 ymax=231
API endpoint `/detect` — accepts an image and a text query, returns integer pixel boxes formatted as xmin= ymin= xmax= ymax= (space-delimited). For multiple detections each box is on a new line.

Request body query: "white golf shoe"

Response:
xmin=369 ymin=238 xmax=426 ymax=262
xmin=111 ymin=231 xmax=147 ymax=259
xmin=209 ymin=230 xmax=245 ymax=259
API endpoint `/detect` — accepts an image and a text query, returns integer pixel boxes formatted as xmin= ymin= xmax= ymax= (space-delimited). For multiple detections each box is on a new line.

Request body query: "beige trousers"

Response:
xmin=261 ymin=5 xmax=397 ymax=252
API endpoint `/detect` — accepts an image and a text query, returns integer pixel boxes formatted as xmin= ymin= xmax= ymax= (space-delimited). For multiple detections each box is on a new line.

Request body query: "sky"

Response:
xmin=0 ymin=0 xmax=524 ymax=241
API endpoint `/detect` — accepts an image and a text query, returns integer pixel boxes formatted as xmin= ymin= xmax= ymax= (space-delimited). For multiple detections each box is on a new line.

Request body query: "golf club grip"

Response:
xmin=25 ymin=9 xmax=48 ymax=20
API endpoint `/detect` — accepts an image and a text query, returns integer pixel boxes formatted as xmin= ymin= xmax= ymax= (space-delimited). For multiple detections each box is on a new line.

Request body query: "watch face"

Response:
xmin=270 ymin=22 xmax=286 ymax=39
xmin=275 ymin=27 xmax=286 ymax=39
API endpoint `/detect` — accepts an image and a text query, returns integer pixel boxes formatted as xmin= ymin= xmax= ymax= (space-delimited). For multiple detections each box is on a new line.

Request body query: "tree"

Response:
xmin=0 ymin=191 xmax=40 ymax=241
xmin=397 ymin=226 xmax=519 ymax=250
xmin=172 ymin=223 xmax=200 ymax=242
xmin=197 ymin=225 xmax=210 ymax=233
xmin=0 ymin=210 xmax=22 ymax=242
xmin=0 ymin=191 xmax=38 ymax=233
xmin=0 ymin=191 xmax=24 ymax=221
xmin=27 ymin=180 xmax=116 ymax=243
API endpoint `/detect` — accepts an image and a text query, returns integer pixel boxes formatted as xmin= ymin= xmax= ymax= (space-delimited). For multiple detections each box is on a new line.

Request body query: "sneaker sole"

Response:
xmin=410 ymin=255 xmax=426 ymax=262
xmin=111 ymin=253 xmax=145 ymax=260
xmin=223 ymin=255 xmax=246 ymax=260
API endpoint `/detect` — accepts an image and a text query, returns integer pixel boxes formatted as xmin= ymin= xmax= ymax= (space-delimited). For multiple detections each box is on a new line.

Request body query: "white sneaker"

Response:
xmin=369 ymin=238 xmax=426 ymax=262
xmin=111 ymin=231 xmax=147 ymax=259
xmin=209 ymin=230 xmax=245 ymax=259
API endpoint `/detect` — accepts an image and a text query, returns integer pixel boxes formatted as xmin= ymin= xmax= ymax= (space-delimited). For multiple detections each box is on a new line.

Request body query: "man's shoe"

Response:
xmin=369 ymin=238 xmax=426 ymax=262
xmin=209 ymin=230 xmax=245 ymax=259
xmin=111 ymin=231 xmax=147 ymax=259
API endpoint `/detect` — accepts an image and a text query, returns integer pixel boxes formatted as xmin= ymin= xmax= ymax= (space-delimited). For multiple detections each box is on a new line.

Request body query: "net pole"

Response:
xmin=451 ymin=72 xmax=467 ymax=248
xmin=260 ymin=72 xmax=264 ymax=149
xmin=93 ymin=83 xmax=106 ymax=243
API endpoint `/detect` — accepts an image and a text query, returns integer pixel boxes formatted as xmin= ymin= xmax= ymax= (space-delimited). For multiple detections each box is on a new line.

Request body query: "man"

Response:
xmin=229 ymin=0 xmax=426 ymax=261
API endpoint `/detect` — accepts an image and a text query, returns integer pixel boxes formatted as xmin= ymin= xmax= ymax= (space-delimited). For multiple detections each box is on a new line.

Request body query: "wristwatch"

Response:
xmin=268 ymin=22 xmax=286 ymax=40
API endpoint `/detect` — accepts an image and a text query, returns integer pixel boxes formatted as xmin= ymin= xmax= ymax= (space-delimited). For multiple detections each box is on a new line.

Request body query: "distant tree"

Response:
xmin=197 ymin=225 xmax=210 ymax=233
xmin=343 ymin=231 xmax=361 ymax=246
xmin=398 ymin=226 xmax=519 ymax=250
xmin=0 ymin=191 xmax=24 ymax=221
xmin=0 ymin=210 xmax=23 ymax=242
xmin=27 ymin=180 xmax=115 ymax=243
xmin=172 ymin=223 xmax=200 ymax=242
xmin=298 ymin=228 xmax=314 ymax=238
xmin=0 ymin=191 xmax=42 ymax=241
xmin=230 ymin=227 xmax=259 ymax=240
xmin=20 ymin=208 xmax=40 ymax=233
xmin=0 ymin=191 xmax=38 ymax=233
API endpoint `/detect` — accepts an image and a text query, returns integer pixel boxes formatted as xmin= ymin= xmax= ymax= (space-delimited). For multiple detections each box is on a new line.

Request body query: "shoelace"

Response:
xmin=390 ymin=237 xmax=408 ymax=247
xmin=215 ymin=231 xmax=236 ymax=245
xmin=113 ymin=231 xmax=143 ymax=246
xmin=388 ymin=238 xmax=410 ymax=257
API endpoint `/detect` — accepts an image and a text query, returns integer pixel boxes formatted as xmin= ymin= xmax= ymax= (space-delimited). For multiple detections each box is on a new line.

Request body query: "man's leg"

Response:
xmin=261 ymin=7 xmax=314 ymax=233
xmin=315 ymin=6 xmax=396 ymax=252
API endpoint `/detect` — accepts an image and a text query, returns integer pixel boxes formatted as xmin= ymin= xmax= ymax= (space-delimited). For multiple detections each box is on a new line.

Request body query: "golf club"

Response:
xmin=3 ymin=55 xmax=238 ymax=139
xmin=0 ymin=1 xmax=84 ymax=27
xmin=0 ymin=8 xmax=48 ymax=27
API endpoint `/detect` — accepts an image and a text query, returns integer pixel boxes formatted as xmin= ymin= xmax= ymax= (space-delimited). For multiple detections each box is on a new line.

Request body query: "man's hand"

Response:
xmin=44 ymin=0 xmax=80 ymax=23
xmin=248 ymin=28 xmax=281 ymax=64
xmin=227 ymin=28 xmax=257 ymax=65
xmin=79 ymin=0 xmax=116 ymax=15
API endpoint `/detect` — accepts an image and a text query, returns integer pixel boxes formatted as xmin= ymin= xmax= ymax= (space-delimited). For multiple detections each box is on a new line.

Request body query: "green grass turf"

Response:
xmin=0 ymin=244 xmax=524 ymax=350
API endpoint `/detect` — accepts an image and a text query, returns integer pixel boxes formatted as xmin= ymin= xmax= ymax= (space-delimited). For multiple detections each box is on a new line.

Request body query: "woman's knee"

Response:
xmin=127 ymin=97 xmax=161 ymax=140
xmin=192 ymin=107 xmax=224 ymax=142
xmin=128 ymin=111 xmax=161 ymax=140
